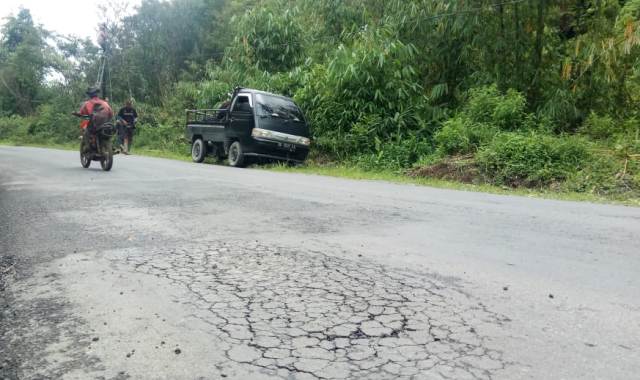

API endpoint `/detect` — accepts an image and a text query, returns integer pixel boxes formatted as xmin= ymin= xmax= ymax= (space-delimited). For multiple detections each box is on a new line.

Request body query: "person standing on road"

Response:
xmin=116 ymin=99 xmax=138 ymax=155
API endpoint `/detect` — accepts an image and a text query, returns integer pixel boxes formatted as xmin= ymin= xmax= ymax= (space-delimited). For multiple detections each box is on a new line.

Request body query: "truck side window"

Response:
xmin=233 ymin=95 xmax=252 ymax=113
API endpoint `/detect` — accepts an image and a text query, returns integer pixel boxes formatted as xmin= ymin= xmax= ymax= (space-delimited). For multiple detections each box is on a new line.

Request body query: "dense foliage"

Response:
xmin=1 ymin=0 xmax=639 ymax=197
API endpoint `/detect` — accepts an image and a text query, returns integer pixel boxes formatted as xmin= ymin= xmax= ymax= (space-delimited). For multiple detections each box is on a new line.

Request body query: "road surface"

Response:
xmin=1 ymin=146 xmax=639 ymax=380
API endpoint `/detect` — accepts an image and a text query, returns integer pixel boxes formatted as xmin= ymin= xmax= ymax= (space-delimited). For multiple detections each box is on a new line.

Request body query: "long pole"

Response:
xmin=97 ymin=24 xmax=110 ymax=100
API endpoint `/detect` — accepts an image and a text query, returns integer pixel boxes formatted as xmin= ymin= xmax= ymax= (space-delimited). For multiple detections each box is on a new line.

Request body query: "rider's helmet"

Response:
xmin=86 ymin=86 xmax=100 ymax=98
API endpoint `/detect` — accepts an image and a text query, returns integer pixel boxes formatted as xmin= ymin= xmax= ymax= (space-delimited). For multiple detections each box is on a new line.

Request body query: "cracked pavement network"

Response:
xmin=122 ymin=241 xmax=510 ymax=379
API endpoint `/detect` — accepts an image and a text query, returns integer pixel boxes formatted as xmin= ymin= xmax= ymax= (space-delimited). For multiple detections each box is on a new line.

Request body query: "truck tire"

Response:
xmin=191 ymin=138 xmax=206 ymax=163
xmin=227 ymin=141 xmax=246 ymax=168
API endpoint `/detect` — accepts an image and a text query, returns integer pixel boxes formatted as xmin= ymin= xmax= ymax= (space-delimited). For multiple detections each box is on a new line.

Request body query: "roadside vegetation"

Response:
xmin=1 ymin=0 xmax=639 ymax=203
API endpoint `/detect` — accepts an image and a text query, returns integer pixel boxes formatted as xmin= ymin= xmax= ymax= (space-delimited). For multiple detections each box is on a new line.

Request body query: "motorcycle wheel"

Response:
xmin=100 ymin=141 xmax=113 ymax=171
xmin=80 ymin=142 xmax=91 ymax=168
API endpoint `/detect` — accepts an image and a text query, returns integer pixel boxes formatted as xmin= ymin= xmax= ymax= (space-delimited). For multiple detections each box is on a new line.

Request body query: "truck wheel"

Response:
xmin=227 ymin=141 xmax=246 ymax=167
xmin=191 ymin=138 xmax=206 ymax=163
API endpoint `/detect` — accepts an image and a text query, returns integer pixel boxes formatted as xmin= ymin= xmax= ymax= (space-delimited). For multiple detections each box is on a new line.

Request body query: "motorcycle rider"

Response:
xmin=79 ymin=87 xmax=113 ymax=152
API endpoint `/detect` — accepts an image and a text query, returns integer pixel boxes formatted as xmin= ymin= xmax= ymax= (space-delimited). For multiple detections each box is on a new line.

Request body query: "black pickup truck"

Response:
xmin=185 ymin=88 xmax=311 ymax=167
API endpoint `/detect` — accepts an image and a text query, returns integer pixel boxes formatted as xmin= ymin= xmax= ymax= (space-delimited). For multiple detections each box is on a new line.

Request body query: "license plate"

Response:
xmin=279 ymin=142 xmax=296 ymax=151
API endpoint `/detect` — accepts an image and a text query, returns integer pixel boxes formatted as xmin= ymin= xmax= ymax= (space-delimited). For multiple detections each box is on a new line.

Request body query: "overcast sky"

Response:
xmin=1 ymin=0 xmax=140 ymax=41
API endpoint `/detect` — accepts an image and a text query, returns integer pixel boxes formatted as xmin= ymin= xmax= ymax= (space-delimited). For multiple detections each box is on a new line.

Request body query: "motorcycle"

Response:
xmin=73 ymin=113 xmax=116 ymax=171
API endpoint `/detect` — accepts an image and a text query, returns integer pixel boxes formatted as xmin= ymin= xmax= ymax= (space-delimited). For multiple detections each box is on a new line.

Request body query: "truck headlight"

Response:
xmin=252 ymin=128 xmax=271 ymax=138
xmin=298 ymin=137 xmax=311 ymax=146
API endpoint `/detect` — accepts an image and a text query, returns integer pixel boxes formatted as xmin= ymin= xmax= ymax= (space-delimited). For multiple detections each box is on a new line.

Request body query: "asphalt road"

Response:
xmin=1 ymin=146 xmax=639 ymax=380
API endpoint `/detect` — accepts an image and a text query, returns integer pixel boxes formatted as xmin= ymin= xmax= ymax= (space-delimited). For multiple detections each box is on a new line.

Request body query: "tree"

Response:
xmin=0 ymin=9 xmax=47 ymax=115
xmin=227 ymin=0 xmax=304 ymax=73
xmin=104 ymin=0 xmax=226 ymax=104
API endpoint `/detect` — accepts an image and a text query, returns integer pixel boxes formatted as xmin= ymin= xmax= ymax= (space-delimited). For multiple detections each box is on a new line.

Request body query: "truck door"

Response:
xmin=228 ymin=93 xmax=254 ymax=143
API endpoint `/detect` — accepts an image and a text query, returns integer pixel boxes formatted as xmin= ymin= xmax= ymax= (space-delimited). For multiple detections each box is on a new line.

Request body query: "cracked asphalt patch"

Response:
xmin=120 ymin=240 xmax=510 ymax=379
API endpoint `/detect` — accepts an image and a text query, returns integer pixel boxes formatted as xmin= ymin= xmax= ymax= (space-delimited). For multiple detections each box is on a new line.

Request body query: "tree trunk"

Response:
xmin=531 ymin=0 xmax=547 ymax=105
xmin=498 ymin=3 xmax=505 ymax=90
xmin=514 ymin=2 xmax=521 ymax=89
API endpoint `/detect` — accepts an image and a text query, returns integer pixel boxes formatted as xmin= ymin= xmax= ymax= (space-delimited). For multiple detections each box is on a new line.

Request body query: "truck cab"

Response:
xmin=186 ymin=88 xmax=311 ymax=167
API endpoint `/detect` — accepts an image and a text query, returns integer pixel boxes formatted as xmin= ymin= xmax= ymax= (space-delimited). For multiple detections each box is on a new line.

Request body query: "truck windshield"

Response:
xmin=255 ymin=94 xmax=304 ymax=122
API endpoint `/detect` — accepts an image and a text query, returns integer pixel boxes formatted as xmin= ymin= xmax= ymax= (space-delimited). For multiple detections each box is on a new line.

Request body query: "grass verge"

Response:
xmin=2 ymin=140 xmax=638 ymax=206
xmin=131 ymin=148 xmax=191 ymax=162
xmin=265 ymin=163 xmax=639 ymax=206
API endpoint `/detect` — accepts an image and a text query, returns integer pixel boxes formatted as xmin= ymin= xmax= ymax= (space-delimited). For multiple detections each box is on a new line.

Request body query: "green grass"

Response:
xmin=265 ymin=162 xmax=640 ymax=206
xmin=132 ymin=148 xmax=191 ymax=162
xmin=2 ymin=139 xmax=638 ymax=206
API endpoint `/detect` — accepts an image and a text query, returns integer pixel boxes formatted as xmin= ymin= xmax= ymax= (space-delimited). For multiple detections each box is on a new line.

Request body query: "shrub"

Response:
xmin=168 ymin=80 xmax=230 ymax=115
xmin=0 ymin=116 xmax=30 ymax=141
xmin=432 ymin=85 xmax=536 ymax=157
xmin=464 ymin=85 xmax=527 ymax=130
xmin=538 ymin=88 xmax=580 ymax=132
xmin=434 ymin=116 xmax=498 ymax=155
xmin=135 ymin=124 xmax=189 ymax=155
xmin=0 ymin=103 xmax=82 ymax=145
xmin=565 ymin=154 xmax=640 ymax=195
xmin=0 ymin=107 xmax=77 ymax=145
xmin=295 ymin=28 xmax=427 ymax=157
xmin=580 ymin=112 xmax=621 ymax=140
xmin=28 ymin=104 xmax=77 ymax=144
xmin=477 ymin=132 xmax=591 ymax=187
xmin=354 ymin=137 xmax=432 ymax=172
